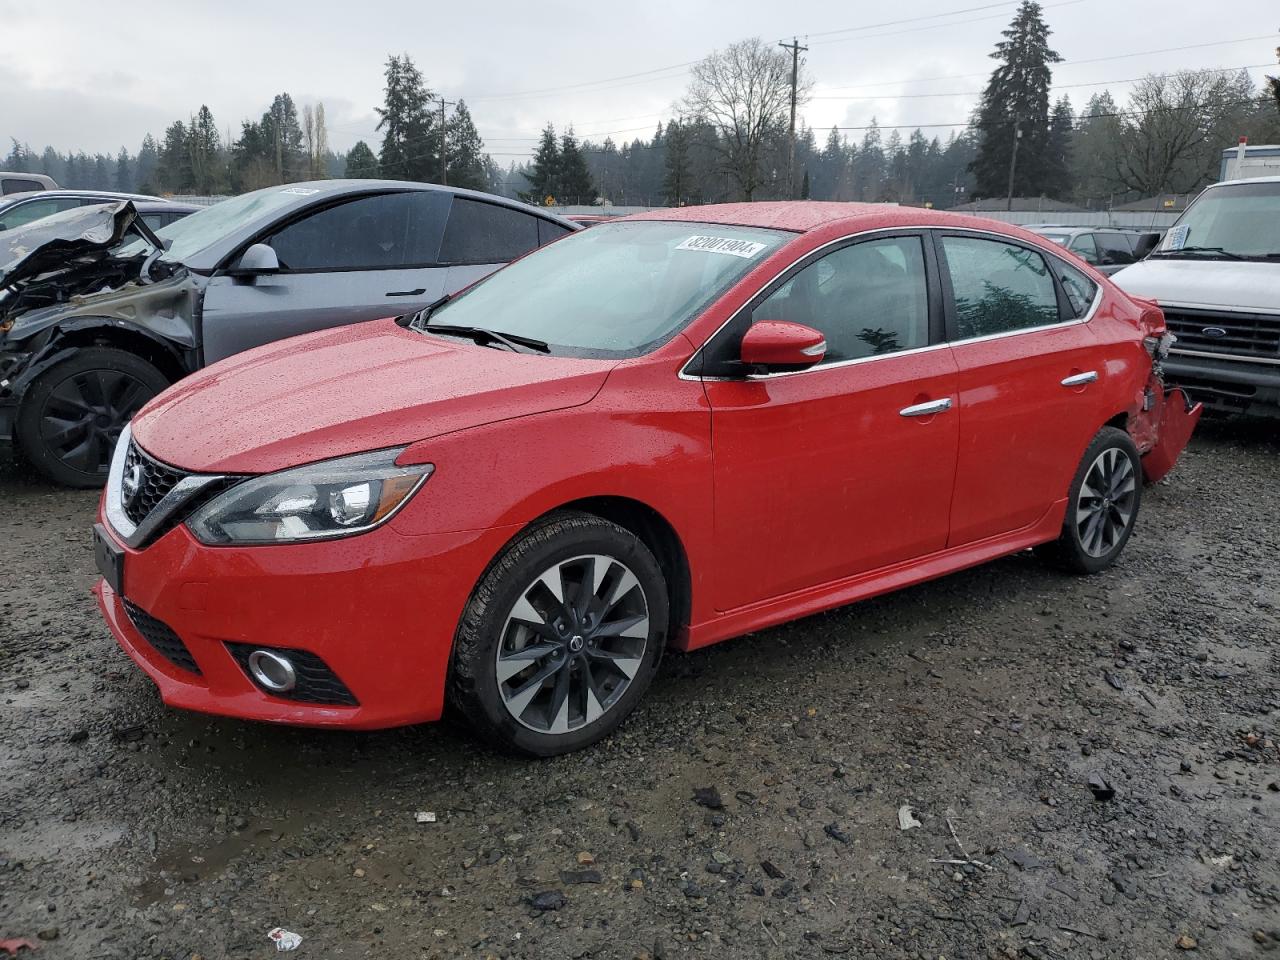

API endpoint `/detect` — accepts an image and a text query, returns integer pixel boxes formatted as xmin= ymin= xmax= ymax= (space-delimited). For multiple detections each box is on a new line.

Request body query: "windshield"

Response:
xmin=1156 ymin=181 xmax=1280 ymax=258
xmin=112 ymin=188 xmax=304 ymax=263
xmin=422 ymin=220 xmax=788 ymax=356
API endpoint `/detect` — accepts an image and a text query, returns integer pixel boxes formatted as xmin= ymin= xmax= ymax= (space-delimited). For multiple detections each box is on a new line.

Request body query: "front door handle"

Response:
xmin=386 ymin=288 xmax=427 ymax=297
xmin=1061 ymin=371 xmax=1099 ymax=387
xmin=899 ymin=397 xmax=953 ymax=418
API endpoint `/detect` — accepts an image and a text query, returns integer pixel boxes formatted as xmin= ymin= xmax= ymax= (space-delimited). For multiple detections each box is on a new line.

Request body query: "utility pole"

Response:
xmin=1005 ymin=118 xmax=1022 ymax=212
xmin=434 ymin=97 xmax=457 ymax=185
xmin=779 ymin=38 xmax=807 ymax=200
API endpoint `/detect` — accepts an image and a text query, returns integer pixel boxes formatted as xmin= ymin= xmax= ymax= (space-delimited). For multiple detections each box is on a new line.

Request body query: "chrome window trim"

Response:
xmin=104 ymin=424 xmax=230 ymax=550
xmin=679 ymin=224 xmax=1102 ymax=383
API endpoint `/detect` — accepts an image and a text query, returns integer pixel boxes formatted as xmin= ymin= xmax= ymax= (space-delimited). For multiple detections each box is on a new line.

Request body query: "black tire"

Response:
xmin=16 ymin=347 xmax=169 ymax=488
xmin=448 ymin=511 xmax=669 ymax=756
xmin=1038 ymin=426 xmax=1143 ymax=574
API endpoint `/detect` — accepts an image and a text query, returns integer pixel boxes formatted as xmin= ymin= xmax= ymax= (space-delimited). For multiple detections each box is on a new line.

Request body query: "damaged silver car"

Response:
xmin=0 ymin=181 xmax=577 ymax=486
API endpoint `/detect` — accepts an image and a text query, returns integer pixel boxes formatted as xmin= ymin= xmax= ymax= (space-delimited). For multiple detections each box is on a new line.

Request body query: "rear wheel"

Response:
xmin=1038 ymin=426 xmax=1142 ymax=574
xmin=16 ymin=348 xmax=168 ymax=488
xmin=448 ymin=512 xmax=669 ymax=756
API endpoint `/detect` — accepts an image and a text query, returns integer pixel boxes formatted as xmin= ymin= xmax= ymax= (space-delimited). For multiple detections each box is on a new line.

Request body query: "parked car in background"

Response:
xmin=1029 ymin=226 xmax=1160 ymax=275
xmin=0 ymin=181 xmax=578 ymax=486
xmin=1113 ymin=176 xmax=1280 ymax=417
xmin=0 ymin=189 xmax=163 ymax=232
xmin=133 ymin=199 xmax=201 ymax=231
xmin=0 ymin=172 xmax=57 ymax=195
xmin=92 ymin=203 xmax=1199 ymax=755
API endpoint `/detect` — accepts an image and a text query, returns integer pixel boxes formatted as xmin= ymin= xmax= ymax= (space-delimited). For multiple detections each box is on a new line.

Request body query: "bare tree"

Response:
xmin=683 ymin=38 xmax=802 ymax=201
xmin=1105 ymin=69 xmax=1259 ymax=195
xmin=302 ymin=103 xmax=329 ymax=180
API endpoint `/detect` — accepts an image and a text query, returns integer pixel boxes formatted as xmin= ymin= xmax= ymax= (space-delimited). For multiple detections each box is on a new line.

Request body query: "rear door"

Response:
xmin=199 ymin=191 xmax=451 ymax=364
xmin=937 ymin=231 xmax=1106 ymax=547
xmin=703 ymin=231 xmax=959 ymax=610
xmin=438 ymin=197 xmax=551 ymax=292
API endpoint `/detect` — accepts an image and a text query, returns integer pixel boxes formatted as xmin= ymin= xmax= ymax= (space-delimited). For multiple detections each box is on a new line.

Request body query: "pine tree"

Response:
xmin=1045 ymin=96 xmax=1075 ymax=199
xmin=345 ymin=140 xmax=380 ymax=178
xmin=970 ymin=0 xmax=1063 ymax=199
xmin=558 ymin=128 xmax=595 ymax=204
xmin=663 ymin=120 xmax=693 ymax=205
xmin=446 ymin=101 xmax=487 ymax=190
xmin=800 ymin=169 xmax=810 ymax=199
xmin=135 ymin=135 xmax=159 ymax=193
xmin=852 ymin=120 xmax=884 ymax=201
xmin=523 ymin=124 xmax=560 ymax=204
xmin=262 ymin=94 xmax=306 ymax=182
xmin=115 ymin=148 xmax=133 ymax=192
xmin=376 ymin=54 xmax=436 ymax=181
xmin=158 ymin=121 xmax=192 ymax=193
xmin=188 ymin=105 xmax=223 ymax=194
xmin=5 ymin=139 xmax=28 ymax=172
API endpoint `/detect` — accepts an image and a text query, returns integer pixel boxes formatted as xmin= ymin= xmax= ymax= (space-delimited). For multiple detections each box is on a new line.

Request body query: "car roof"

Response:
xmin=132 ymin=200 xmax=201 ymax=214
xmin=621 ymin=201 xmax=1075 ymax=242
xmin=0 ymin=189 xmax=161 ymax=206
xmin=1212 ymin=175 xmax=1280 ymax=186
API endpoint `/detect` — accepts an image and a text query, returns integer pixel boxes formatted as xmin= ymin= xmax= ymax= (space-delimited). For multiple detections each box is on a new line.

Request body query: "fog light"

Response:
xmin=246 ymin=650 xmax=297 ymax=693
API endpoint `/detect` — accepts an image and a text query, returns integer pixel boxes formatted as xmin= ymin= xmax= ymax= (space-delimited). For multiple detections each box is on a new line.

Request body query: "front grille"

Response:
xmin=122 ymin=599 xmax=202 ymax=675
xmin=225 ymin=643 xmax=359 ymax=706
xmin=122 ymin=441 xmax=189 ymax=527
xmin=1164 ymin=308 xmax=1280 ymax=361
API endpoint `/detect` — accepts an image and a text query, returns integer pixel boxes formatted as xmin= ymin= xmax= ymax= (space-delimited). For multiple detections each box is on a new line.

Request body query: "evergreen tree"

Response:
xmin=852 ymin=120 xmax=884 ymax=201
xmin=523 ymin=124 xmax=560 ymax=203
xmin=800 ymin=169 xmax=810 ymax=199
xmin=91 ymin=154 xmax=111 ymax=190
xmin=445 ymin=101 xmax=487 ymax=190
xmin=5 ymin=139 xmax=29 ymax=172
xmin=158 ymin=121 xmax=192 ymax=192
xmin=970 ymin=0 xmax=1062 ymax=199
xmin=663 ymin=120 xmax=693 ymax=205
xmin=262 ymin=94 xmax=306 ymax=182
xmin=1045 ymin=96 xmax=1075 ymax=199
xmin=376 ymin=54 xmax=436 ymax=181
xmin=135 ymin=135 xmax=159 ymax=193
xmin=558 ymin=128 xmax=595 ymax=204
xmin=188 ymin=105 xmax=223 ymax=194
xmin=115 ymin=148 xmax=133 ymax=192
xmin=345 ymin=140 xmax=380 ymax=178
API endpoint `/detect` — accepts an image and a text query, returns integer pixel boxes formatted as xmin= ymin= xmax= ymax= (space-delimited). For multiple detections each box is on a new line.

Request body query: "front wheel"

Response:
xmin=16 ymin=347 xmax=169 ymax=488
xmin=1039 ymin=426 xmax=1143 ymax=574
xmin=448 ymin=512 xmax=669 ymax=756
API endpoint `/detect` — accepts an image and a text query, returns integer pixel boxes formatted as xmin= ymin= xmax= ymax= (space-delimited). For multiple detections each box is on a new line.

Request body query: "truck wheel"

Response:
xmin=16 ymin=348 xmax=169 ymax=488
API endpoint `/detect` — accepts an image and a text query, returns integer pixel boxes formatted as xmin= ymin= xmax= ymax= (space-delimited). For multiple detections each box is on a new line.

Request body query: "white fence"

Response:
xmin=968 ymin=210 xmax=1182 ymax=229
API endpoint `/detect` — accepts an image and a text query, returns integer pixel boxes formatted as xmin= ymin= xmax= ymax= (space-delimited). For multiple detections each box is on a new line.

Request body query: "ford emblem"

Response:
xmin=1200 ymin=326 xmax=1228 ymax=338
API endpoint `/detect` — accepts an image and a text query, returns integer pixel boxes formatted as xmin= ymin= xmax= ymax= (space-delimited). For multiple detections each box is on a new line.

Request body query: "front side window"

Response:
xmin=1068 ymin=233 xmax=1099 ymax=264
xmin=752 ymin=236 xmax=930 ymax=363
xmin=1155 ymin=181 xmax=1280 ymax=259
xmin=268 ymin=192 xmax=447 ymax=271
xmin=1095 ymin=232 xmax=1135 ymax=265
xmin=0 ymin=196 xmax=80 ymax=231
xmin=423 ymin=220 xmax=787 ymax=357
xmin=941 ymin=235 xmax=1061 ymax=339
xmin=439 ymin=198 xmax=540 ymax=263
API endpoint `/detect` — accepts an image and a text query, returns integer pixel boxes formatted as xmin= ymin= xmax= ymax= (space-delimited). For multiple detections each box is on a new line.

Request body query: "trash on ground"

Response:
xmin=414 ymin=810 xmax=437 ymax=823
xmin=0 ymin=940 xmax=38 ymax=957
xmin=1087 ymin=773 xmax=1116 ymax=802
xmin=529 ymin=890 xmax=568 ymax=911
xmin=692 ymin=786 xmax=723 ymax=809
xmin=897 ymin=804 xmax=922 ymax=830
xmin=267 ymin=927 xmax=302 ymax=952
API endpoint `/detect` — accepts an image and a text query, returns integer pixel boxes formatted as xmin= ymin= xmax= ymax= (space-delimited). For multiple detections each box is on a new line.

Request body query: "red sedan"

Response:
xmin=92 ymin=203 xmax=1201 ymax=755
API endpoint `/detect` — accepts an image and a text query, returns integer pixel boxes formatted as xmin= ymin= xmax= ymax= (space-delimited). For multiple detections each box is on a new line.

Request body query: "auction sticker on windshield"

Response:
xmin=676 ymin=235 xmax=768 ymax=259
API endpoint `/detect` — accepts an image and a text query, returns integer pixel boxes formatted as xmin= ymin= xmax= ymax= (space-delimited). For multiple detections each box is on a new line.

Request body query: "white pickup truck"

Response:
xmin=1112 ymin=174 xmax=1280 ymax=418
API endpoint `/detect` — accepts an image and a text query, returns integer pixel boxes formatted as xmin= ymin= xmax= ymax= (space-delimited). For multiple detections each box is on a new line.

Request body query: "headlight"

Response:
xmin=187 ymin=448 xmax=432 ymax=545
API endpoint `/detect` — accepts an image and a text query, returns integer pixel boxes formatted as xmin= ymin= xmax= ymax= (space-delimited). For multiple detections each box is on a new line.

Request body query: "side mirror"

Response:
xmin=231 ymin=243 xmax=280 ymax=276
xmin=740 ymin=320 xmax=826 ymax=371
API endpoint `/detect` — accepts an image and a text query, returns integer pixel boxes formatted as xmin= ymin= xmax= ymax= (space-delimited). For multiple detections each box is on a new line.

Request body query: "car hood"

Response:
xmin=1112 ymin=259 xmax=1280 ymax=314
xmin=131 ymin=319 xmax=617 ymax=474
xmin=0 ymin=200 xmax=159 ymax=291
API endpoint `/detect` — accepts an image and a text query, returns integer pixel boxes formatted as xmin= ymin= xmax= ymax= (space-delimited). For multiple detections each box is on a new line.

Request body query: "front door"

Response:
xmin=200 ymin=191 xmax=452 ymax=364
xmin=936 ymin=232 xmax=1107 ymax=546
xmin=703 ymin=233 xmax=959 ymax=612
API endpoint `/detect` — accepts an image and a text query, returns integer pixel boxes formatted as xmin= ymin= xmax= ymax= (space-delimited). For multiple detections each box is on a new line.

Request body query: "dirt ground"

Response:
xmin=1 ymin=421 xmax=1277 ymax=960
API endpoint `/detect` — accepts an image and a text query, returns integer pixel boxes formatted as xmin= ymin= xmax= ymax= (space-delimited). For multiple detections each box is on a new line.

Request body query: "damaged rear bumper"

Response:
xmin=1140 ymin=386 xmax=1203 ymax=483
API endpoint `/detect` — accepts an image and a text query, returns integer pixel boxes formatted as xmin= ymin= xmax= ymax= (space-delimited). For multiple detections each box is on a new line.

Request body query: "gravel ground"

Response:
xmin=1 ymin=421 xmax=1277 ymax=960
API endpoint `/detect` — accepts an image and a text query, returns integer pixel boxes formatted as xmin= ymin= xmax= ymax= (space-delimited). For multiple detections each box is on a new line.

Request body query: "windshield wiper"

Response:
xmin=1152 ymin=246 xmax=1245 ymax=260
xmin=421 ymin=323 xmax=550 ymax=354
xmin=396 ymin=294 xmax=452 ymax=329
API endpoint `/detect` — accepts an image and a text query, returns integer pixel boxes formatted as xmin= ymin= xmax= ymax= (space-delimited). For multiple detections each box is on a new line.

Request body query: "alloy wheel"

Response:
xmin=38 ymin=370 xmax=150 ymax=475
xmin=1075 ymin=447 xmax=1137 ymax=558
xmin=496 ymin=554 xmax=649 ymax=734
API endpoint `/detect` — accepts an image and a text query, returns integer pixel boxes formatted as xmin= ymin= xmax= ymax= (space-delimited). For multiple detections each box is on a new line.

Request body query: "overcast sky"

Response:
xmin=2 ymin=0 xmax=1277 ymax=165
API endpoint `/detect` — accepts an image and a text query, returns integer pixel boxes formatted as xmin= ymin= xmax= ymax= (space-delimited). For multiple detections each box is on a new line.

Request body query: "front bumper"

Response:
xmin=1163 ymin=352 xmax=1280 ymax=417
xmin=94 ymin=515 xmax=520 ymax=730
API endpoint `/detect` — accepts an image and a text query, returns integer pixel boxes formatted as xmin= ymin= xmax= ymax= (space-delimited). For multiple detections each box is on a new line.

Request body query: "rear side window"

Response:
xmin=440 ymin=198 xmax=540 ymax=263
xmin=1068 ymin=233 xmax=1099 ymax=264
xmin=940 ymin=235 xmax=1061 ymax=339
xmin=1056 ymin=261 xmax=1099 ymax=318
xmin=0 ymin=196 xmax=80 ymax=230
xmin=538 ymin=219 xmax=573 ymax=246
xmin=267 ymin=191 xmax=448 ymax=271
xmin=1096 ymin=232 xmax=1135 ymax=266
xmin=2 ymin=177 xmax=44 ymax=195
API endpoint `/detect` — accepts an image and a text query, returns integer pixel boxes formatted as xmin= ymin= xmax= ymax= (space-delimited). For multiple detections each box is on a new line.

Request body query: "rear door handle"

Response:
xmin=899 ymin=398 xmax=953 ymax=418
xmin=1061 ymin=371 xmax=1099 ymax=387
xmin=386 ymin=288 xmax=427 ymax=297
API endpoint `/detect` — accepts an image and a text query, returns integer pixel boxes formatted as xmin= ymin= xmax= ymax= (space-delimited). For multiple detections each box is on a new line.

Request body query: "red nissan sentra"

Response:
xmin=92 ymin=203 xmax=1201 ymax=755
